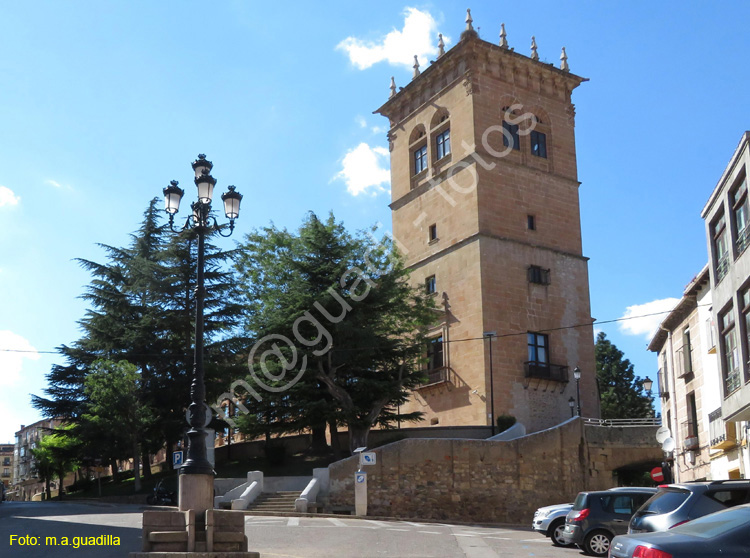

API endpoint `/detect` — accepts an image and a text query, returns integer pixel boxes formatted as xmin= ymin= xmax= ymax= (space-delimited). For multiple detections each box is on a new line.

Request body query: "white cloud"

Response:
xmin=337 ymin=8 xmax=445 ymax=70
xmin=618 ymin=298 xmax=680 ymax=340
xmin=355 ymin=115 xmax=368 ymax=128
xmin=0 ymin=186 xmax=20 ymax=207
xmin=333 ymin=143 xmax=390 ymax=196
xmin=0 ymin=331 xmax=40 ymax=386
xmin=46 ymin=179 xmax=63 ymax=188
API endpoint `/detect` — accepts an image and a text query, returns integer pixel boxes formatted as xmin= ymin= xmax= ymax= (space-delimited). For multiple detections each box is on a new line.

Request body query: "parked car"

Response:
xmin=629 ymin=480 xmax=750 ymax=534
xmin=532 ymin=488 xmax=650 ymax=547
xmin=611 ymin=503 xmax=750 ymax=557
xmin=533 ymin=502 xmax=573 ymax=546
xmin=562 ymin=487 xmax=657 ymax=556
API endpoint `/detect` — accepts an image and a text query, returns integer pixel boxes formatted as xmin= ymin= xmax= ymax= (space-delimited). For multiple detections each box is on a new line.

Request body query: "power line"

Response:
xmin=0 ymin=305 xmax=694 ymax=355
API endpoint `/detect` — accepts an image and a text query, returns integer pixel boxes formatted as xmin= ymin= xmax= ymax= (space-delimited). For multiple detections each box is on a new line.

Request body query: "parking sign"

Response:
xmin=173 ymin=451 xmax=184 ymax=468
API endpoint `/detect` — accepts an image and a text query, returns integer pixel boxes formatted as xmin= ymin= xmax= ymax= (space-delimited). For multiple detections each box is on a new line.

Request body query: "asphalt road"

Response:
xmin=0 ymin=501 xmax=586 ymax=558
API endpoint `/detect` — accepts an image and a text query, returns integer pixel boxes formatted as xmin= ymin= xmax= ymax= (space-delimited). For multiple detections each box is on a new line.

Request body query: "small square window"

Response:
xmin=428 ymin=224 xmax=438 ymax=242
xmin=531 ymin=130 xmax=547 ymax=158
xmin=527 ymin=215 xmax=536 ymax=230
xmin=413 ymin=145 xmax=427 ymax=175
xmin=425 ymin=275 xmax=437 ymax=294
xmin=528 ymin=265 xmax=550 ymax=285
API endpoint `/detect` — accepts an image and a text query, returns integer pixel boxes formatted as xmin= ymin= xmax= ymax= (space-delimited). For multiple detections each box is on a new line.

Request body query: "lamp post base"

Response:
xmin=179 ymin=473 xmax=215 ymax=515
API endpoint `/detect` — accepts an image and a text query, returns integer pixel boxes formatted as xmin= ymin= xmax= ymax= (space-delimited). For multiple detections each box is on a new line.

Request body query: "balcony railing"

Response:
xmin=415 ymin=367 xmax=450 ymax=389
xmin=726 ymin=369 xmax=742 ymax=395
xmin=524 ymin=361 xmax=568 ymax=382
xmin=709 ymin=408 xmax=738 ymax=450
xmin=716 ymin=254 xmax=730 ymax=282
xmin=682 ymin=419 xmax=699 ymax=450
xmin=737 ymin=226 xmax=750 ymax=255
xmin=584 ymin=417 xmax=661 ymax=427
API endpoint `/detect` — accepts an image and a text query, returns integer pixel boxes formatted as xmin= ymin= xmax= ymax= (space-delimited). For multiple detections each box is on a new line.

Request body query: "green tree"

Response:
xmin=31 ymin=428 xmax=79 ymax=500
xmin=234 ymin=212 xmax=435 ymax=451
xmin=595 ymin=332 xmax=654 ymax=419
xmin=33 ymin=199 xmax=243 ymax=473
xmin=82 ymin=360 xmax=156 ymax=493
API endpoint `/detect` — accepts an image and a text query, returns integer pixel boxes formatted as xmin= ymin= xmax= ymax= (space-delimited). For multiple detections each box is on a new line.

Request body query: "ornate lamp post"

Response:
xmin=573 ymin=366 xmax=582 ymax=417
xmin=162 ymin=154 xmax=242 ymax=511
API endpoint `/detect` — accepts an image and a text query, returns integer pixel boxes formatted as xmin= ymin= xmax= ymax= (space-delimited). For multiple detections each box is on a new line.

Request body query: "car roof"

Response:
xmin=581 ymin=487 xmax=657 ymax=496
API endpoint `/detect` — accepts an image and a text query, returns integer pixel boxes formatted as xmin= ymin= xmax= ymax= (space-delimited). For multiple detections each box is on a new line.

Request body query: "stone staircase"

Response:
xmin=246 ymin=491 xmax=301 ymax=513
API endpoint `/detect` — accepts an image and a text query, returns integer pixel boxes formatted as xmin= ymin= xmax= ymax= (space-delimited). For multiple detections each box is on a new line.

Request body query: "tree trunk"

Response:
xmin=141 ymin=451 xmax=152 ymax=479
xmin=133 ymin=441 xmax=142 ymax=493
xmin=349 ymin=425 xmax=370 ymax=453
xmin=310 ymin=423 xmax=328 ymax=454
xmin=110 ymin=458 xmax=120 ymax=483
xmin=329 ymin=420 xmax=342 ymax=459
xmin=45 ymin=478 xmax=51 ymax=501
xmin=57 ymin=469 xmax=64 ymax=500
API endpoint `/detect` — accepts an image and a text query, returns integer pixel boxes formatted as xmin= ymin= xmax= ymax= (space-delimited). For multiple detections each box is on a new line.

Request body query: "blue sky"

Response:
xmin=1 ymin=1 xmax=749 ymax=442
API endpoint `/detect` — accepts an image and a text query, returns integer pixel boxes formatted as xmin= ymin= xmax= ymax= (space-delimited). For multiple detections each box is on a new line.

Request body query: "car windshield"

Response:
xmin=670 ymin=506 xmax=750 ymax=538
xmin=637 ymin=489 xmax=689 ymax=514
xmin=572 ymin=493 xmax=587 ymax=511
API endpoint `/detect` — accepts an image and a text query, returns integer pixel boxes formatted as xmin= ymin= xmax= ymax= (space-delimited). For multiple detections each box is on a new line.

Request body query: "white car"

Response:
xmin=533 ymin=502 xmax=573 ymax=546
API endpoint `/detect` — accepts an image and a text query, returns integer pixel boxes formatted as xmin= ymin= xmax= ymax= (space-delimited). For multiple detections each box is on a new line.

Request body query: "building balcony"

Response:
xmin=415 ymin=367 xmax=450 ymax=389
xmin=722 ymin=378 xmax=750 ymax=423
xmin=657 ymin=370 xmax=670 ymax=398
xmin=682 ymin=419 xmax=699 ymax=450
xmin=716 ymin=254 xmax=730 ymax=283
xmin=524 ymin=361 xmax=568 ymax=383
xmin=709 ymin=408 xmax=738 ymax=450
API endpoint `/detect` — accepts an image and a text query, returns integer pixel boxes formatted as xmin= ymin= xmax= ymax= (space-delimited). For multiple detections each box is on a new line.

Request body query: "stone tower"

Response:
xmin=375 ymin=15 xmax=600 ymax=432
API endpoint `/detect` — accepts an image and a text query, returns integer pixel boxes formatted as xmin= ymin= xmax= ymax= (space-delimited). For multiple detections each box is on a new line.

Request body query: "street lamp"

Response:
xmin=642 ymin=377 xmax=653 ymax=394
xmin=483 ymin=331 xmax=497 ymax=436
xmin=162 ymin=154 xmax=242 ymax=510
xmin=573 ymin=366 xmax=582 ymax=417
xmin=568 ymin=397 xmax=576 ymax=418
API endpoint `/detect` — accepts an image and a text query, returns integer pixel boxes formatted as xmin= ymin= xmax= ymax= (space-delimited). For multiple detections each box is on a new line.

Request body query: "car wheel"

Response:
xmin=584 ymin=530 xmax=612 ymax=557
xmin=548 ymin=519 xmax=568 ymax=547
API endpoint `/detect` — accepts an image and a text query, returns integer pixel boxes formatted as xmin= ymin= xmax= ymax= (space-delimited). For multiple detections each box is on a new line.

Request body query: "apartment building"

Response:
xmin=12 ymin=418 xmax=60 ymax=501
xmin=0 ymin=443 xmax=14 ymax=490
xmin=701 ymin=131 xmax=750 ymax=478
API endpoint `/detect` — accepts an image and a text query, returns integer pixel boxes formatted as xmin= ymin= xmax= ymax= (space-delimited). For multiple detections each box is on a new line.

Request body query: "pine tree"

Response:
xmin=595 ymin=332 xmax=654 ymax=419
xmin=233 ymin=212 xmax=435 ymax=451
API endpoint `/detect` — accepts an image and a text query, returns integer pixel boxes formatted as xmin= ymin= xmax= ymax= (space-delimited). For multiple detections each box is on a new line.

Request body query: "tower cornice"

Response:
xmin=375 ymin=36 xmax=588 ymax=128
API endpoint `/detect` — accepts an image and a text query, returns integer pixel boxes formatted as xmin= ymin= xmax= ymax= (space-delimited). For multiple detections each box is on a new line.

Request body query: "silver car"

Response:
xmin=532 ymin=502 xmax=573 ymax=546
xmin=611 ymin=504 xmax=750 ymax=557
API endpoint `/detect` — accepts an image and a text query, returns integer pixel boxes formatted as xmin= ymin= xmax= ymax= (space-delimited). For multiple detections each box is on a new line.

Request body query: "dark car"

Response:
xmin=611 ymin=503 xmax=750 ymax=557
xmin=562 ymin=487 xmax=657 ymax=556
xmin=629 ymin=480 xmax=750 ymax=533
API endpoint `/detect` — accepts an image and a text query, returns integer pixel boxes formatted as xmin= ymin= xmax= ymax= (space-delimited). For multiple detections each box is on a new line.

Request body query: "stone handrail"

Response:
xmin=295 ymin=467 xmax=329 ymax=513
xmin=213 ymin=471 xmax=263 ymax=509
xmin=295 ymin=477 xmax=319 ymax=513
xmin=231 ymin=479 xmax=262 ymax=510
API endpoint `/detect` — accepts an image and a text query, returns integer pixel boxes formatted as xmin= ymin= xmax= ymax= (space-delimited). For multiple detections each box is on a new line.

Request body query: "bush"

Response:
xmin=496 ymin=414 xmax=517 ymax=433
xmin=264 ymin=443 xmax=287 ymax=466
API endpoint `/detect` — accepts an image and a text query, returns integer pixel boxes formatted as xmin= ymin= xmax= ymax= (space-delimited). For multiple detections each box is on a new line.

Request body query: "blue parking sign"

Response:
xmin=173 ymin=451 xmax=184 ymax=467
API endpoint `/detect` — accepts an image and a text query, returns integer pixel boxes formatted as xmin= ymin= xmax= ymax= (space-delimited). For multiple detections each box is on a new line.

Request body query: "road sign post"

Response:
xmin=354 ymin=471 xmax=367 ymax=515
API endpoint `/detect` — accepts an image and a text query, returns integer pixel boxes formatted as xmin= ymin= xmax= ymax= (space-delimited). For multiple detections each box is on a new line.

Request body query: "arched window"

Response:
xmin=409 ymin=125 xmax=428 ymax=176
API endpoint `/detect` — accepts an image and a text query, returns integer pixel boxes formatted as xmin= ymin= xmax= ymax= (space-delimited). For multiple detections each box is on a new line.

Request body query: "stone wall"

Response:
xmin=326 ymin=419 xmax=662 ymax=524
